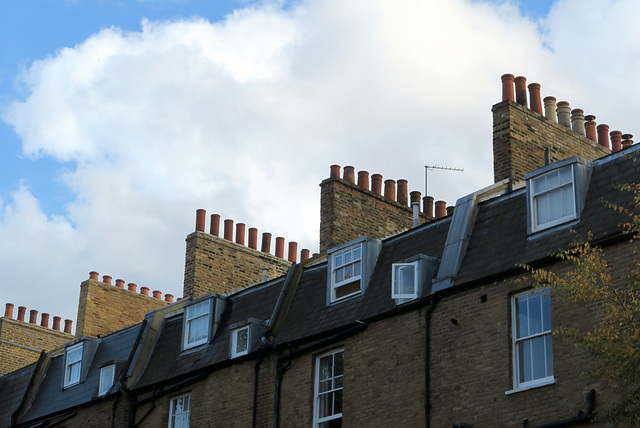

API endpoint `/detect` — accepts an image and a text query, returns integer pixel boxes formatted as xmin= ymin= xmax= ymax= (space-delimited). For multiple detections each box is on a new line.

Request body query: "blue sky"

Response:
xmin=1 ymin=0 xmax=639 ymax=326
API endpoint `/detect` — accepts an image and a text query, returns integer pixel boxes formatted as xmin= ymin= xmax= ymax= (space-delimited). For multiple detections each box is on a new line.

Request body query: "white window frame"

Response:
xmin=330 ymin=244 xmax=363 ymax=302
xmin=98 ymin=364 xmax=116 ymax=396
xmin=169 ymin=393 xmax=191 ymax=428
xmin=231 ymin=325 xmax=250 ymax=358
xmin=183 ymin=299 xmax=211 ymax=350
xmin=391 ymin=261 xmax=419 ymax=300
xmin=529 ymin=164 xmax=577 ymax=233
xmin=509 ymin=288 xmax=554 ymax=393
xmin=314 ymin=349 xmax=344 ymax=428
xmin=64 ymin=343 xmax=83 ymax=388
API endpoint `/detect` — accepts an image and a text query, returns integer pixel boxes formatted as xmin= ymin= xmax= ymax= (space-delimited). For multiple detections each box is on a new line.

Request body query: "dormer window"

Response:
xmin=327 ymin=237 xmax=382 ymax=304
xmin=64 ymin=343 xmax=83 ymax=388
xmin=231 ymin=326 xmax=249 ymax=358
xmin=392 ymin=262 xmax=418 ymax=300
xmin=183 ymin=299 xmax=212 ymax=350
xmin=98 ymin=364 xmax=116 ymax=396
xmin=332 ymin=244 xmax=362 ymax=300
xmin=526 ymin=157 xmax=592 ymax=234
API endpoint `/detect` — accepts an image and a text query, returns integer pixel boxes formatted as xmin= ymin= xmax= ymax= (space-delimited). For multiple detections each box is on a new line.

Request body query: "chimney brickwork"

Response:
xmin=492 ymin=100 xmax=610 ymax=183
xmin=76 ymin=276 xmax=168 ymax=338
xmin=319 ymin=175 xmax=429 ymax=253
xmin=0 ymin=316 xmax=72 ymax=375
xmin=183 ymin=231 xmax=291 ymax=300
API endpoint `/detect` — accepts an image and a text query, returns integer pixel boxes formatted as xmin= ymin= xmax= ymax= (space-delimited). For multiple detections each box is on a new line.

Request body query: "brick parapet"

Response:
xmin=492 ymin=100 xmax=611 ymax=183
xmin=76 ymin=279 xmax=168 ymax=338
xmin=0 ymin=317 xmax=72 ymax=375
xmin=319 ymin=177 xmax=429 ymax=253
xmin=183 ymin=231 xmax=292 ymax=300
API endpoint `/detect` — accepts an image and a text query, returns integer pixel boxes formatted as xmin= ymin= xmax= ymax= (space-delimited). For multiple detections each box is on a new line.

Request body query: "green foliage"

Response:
xmin=521 ymin=183 xmax=640 ymax=426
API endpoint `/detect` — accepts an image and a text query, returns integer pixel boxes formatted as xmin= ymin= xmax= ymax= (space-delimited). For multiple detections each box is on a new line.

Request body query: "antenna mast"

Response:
xmin=424 ymin=165 xmax=464 ymax=198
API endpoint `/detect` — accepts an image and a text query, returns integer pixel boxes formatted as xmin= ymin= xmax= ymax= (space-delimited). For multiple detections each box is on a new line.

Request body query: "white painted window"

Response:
xmin=530 ymin=165 xmax=576 ymax=232
xmin=64 ymin=343 xmax=83 ymax=387
xmin=169 ymin=394 xmax=191 ymax=428
xmin=183 ymin=300 xmax=211 ymax=350
xmin=392 ymin=262 xmax=419 ymax=300
xmin=330 ymin=244 xmax=362 ymax=302
xmin=231 ymin=326 xmax=249 ymax=358
xmin=314 ymin=349 xmax=344 ymax=428
xmin=512 ymin=289 xmax=554 ymax=391
xmin=98 ymin=364 xmax=115 ymax=396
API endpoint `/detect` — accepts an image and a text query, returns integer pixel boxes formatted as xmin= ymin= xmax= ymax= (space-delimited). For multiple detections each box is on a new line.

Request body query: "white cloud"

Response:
xmin=2 ymin=0 xmax=638 ymax=325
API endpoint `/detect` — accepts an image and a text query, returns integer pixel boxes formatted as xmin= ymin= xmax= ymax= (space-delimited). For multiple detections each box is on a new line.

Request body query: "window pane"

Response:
xmin=528 ymin=293 xmax=542 ymax=335
xmin=536 ymin=193 xmax=549 ymax=225
xmin=558 ymin=166 xmax=572 ymax=184
xmin=236 ymin=328 xmax=248 ymax=354
xmin=562 ymin=185 xmax=575 ymax=217
xmin=334 ymin=253 xmax=342 ymax=268
xmin=518 ymin=340 xmax=532 ymax=383
xmin=353 ymin=261 xmax=361 ymax=277
xmin=99 ymin=365 xmax=115 ymax=395
xmin=531 ymin=336 xmax=547 ymax=379
xmin=548 ymin=188 xmax=563 ymax=221
xmin=541 ymin=290 xmax=551 ymax=331
xmin=318 ymin=392 xmax=333 ymax=418
xmin=533 ymin=176 xmax=546 ymax=194
xmin=335 ymin=268 xmax=344 ymax=283
xmin=547 ymin=170 xmax=559 ymax=188
xmin=517 ymin=297 xmax=528 ymax=339
xmin=319 ymin=355 xmax=333 ymax=381
xmin=353 ymin=245 xmax=361 ymax=260
xmin=334 ymin=389 xmax=343 ymax=414
xmin=395 ymin=265 xmax=415 ymax=295
xmin=545 ymin=334 xmax=554 ymax=375
xmin=344 ymin=250 xmax=352 ymax=264
xmin=334 ymin=352 xmax=343 ymax=376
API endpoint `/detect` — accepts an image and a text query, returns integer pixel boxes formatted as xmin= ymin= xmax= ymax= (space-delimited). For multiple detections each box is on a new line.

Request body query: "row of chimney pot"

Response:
xmin=88 ymin=271 xmax=175 ymax=303
xmin=3 ymin=303 xmax=73 ymax=334
xmin=501 ymin=74 xmax=633 ymax=152
xmin=194 ymin=210 xmax=312 ymax=263
xmin=329 ymin=165 xmax=452 ymax=219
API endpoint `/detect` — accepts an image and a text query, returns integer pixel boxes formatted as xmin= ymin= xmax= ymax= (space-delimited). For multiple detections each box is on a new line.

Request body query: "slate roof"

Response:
xmin=19 ymin=323 xmax=142 ymax=425
xmin=0 ymin=362 xmax=38 ymax=428
xmin=118 ymin=145 xmax=640 ymax=392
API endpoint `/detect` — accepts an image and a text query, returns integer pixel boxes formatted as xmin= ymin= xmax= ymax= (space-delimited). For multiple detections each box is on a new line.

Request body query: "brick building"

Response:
xmin=1 ymin=74 xmax=638 ymax=427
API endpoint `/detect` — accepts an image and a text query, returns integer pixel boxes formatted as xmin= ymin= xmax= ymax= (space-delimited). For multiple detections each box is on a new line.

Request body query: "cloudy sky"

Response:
xmin=1 ymin=0 xmax=638 ymax=328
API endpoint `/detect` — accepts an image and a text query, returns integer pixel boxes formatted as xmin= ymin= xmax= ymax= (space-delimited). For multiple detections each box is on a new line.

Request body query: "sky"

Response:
xmin=1 ymin=0 xmax=639 ymax=328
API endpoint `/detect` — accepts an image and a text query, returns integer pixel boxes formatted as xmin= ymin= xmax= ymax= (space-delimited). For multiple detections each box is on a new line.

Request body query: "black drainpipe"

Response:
xmin=252 ymin=351 xmax=264 ymax=428
xmin=272 ymin=348 xmax=291 ymax=428
xmin=425 ymin=295 xmax=440 ymax=428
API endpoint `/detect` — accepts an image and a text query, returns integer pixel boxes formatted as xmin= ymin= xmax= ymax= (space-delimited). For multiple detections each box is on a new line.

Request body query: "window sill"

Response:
xmin=505 ymin=377 xmax=555 ymax=395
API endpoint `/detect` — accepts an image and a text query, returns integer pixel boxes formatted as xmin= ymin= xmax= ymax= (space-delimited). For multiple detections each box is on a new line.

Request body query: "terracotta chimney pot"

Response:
xmin=29 ymin=310 xmax=38 ymax=324
xmin=165 ymin=294 xmax=174 ymax=303
xmin=52 ymin=316 xmax=61 ymax=331
xmin=610 ymin=130 xmax=623 ymax=152
xmin=140 ymin=286 xmax=149 ymax=296
xmin=514 ymin=76 xmax=527 ymax=106
xmin=622 ymin=134 xmax=634 ymax=149
xmin=528 ymin=83 xmax=543 ymax=115
xmin=330 ymin=165 xmax=341 ymax=179
xmin=4 ymin=303 xmax=14 ymax=318
xmin=248 ymin=228 xmax=258 ymax=249
xmin=152 ymin=290 xmax=162 ymax=299
xmin=40 ymin=313 xmax=50 ymax=328
xmin=89 ymin=271 xmax=99 ymax=280
xmin=102 ymin=275 xmax=112 ymax=285
xmin=210 ymin=214 xmax=221 ymax=236
xmin=410 ymin=191 xmax=421 ymax=206
xmin=128 ymin=283 xmax=137 ymax=292
xmin=343 ymin=166 xmax=355 ymax=183
xmin=424 ymin=196 xmax=434 ymax=218
xmin=261 ymin=232 xmax=272 ymax=253
xmin=301 ymin=249 xmax=310 ymax=261
xmin=501 ymin=74 xmax=515 ymax=102
xmin=64 ymin=319 xmax=73 ymax=334
xmin=223 ymin=219 xmax=234 ymax=241
xmin=195 ymin=209 xmax=206 ymax=232
xmin=397 ymin=179 xmax=408 ymax=205
xmin=115 ymin=279 xmax=125 ymax=289
xmin=236 ymin=223 xmax=246 ymax=245
xmin=371 ymin=174 xmax=383 ymax=195
xmin=435 ymin=201 xmax=447 ymax=219
xmin=597 ymin=124 xmax=610 ymax=149
xmin=543 ymin=96 xmax=557 ymax=122
xmin=357 ymin=171 xmax=370 ymax=189
xmin=17 ymin=306 xmax=26 ymax=321
xmin=584 ymin=115 xmax=597 ymax=143
xmin=275 ymin=237 xmax=285 ymax=258
xmin=288 ymin=242 xmax=298 ymax=262
xmin=446 ymin=206 xmax=455 ymax=216
xmin=384 ymin=179 xmax=396 ymax=201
